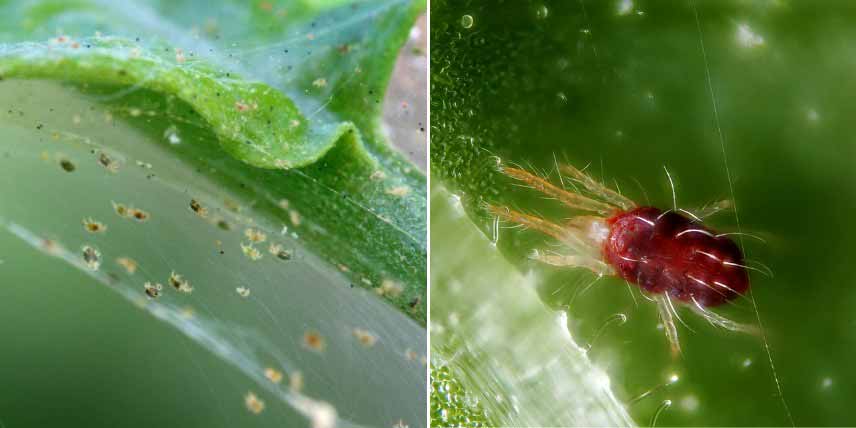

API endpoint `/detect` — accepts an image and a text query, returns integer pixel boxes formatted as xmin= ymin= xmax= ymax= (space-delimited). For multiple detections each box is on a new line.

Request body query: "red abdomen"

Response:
xmin=602 ymin=207 xmax=749 ymax=307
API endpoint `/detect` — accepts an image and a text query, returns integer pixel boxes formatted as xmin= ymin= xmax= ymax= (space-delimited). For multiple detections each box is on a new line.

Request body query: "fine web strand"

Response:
xmin=690 ymin=2 xmax=793 ymax=425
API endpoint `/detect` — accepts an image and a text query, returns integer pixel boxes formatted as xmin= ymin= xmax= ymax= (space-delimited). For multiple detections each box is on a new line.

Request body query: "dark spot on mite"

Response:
xmin=131 ymin=209 xmax=149 ymax=221
xmin=60 ymin=159 xmax=75 ymax=172
xmin=98 ymin=152 xmax=112 ymax=168
xmin=217 ymin=220 xmax=230 ymax=230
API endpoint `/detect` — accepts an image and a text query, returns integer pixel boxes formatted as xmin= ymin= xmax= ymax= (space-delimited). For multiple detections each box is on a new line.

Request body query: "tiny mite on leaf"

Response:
xmin=144 ymin=282 xmax=163 ymax=298
xmin=244 ymin=228 xmax=267 ymax=243
xmin=83 ymin=218 xmax=107 ymax=233
xmin=240 ymin=243 xmax=262 ymax=261
xmin=97 ymin=151 xmax=119 ymax=173
xmin=264 ymin=368 xmax=282 ymax=384
xmin=116 ymin=257 xmax=138 ymax=274
xmin=268 ymin=243 xmax=292 ymax=260
xmin=244 ymin=392 xmax=264 ymax=414
xmin=303 ymin=330 xmax=326 ymax=352
xmin=82 ymin=245 xmax=100 ymax=270
xmin=352 ymin=328 xmax=378 ymax=347
xmin=168 ymin=271 xmax=193 ymax=293
xmin=189 ymin=199 xmax=208 ymax=217
xmin=128 ymin=208 xmax=150 ymax=222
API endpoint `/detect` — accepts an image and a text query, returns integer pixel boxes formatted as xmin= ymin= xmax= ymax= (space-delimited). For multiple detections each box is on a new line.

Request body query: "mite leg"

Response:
xmin=654 ymin=294 xmax=682 ymax=356
xmin=485 ymin=204 xmax=568 ymax=242
xmin=560 ymin=164 xmax=636 ymax=211
xmin=565 ymin=215 xmax=612 ymax=248
xmin=501 ymin=166 xmax=618 ymax=215
xmin=694 ymin=199 xmax=733 ymax=219
xmin=529 ymin=249 xmax=612 ymax=275
xmin=690 ymin=297 xmax=760 ymax=335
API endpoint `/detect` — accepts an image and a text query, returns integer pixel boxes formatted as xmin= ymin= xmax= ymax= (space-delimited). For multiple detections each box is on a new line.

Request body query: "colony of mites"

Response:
xmin=487 ymin=162 xmax=759 ymax=353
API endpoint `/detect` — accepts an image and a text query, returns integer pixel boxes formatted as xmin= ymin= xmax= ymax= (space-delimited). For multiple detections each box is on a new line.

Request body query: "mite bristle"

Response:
xmin=690 ymin=297 xmax=760 ymax=335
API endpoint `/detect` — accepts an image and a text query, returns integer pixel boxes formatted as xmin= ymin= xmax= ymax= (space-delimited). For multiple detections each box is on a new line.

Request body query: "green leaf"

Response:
xmin=0 ymin=0 xmax=425 ymax=427
xmin=432 ymin=0 xmax=854 ymax=425
xmin=430 ymin=186 xmax=634 ymax=427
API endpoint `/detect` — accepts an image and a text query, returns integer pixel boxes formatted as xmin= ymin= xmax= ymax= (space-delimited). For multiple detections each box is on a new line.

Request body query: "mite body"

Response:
xmin=604 ymin=206 xmax=749 ymax=307
xmin=488 ymin=163 xmax=757 ymax=353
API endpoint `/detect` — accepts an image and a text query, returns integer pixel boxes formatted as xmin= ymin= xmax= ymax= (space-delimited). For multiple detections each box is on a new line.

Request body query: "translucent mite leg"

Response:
xmin=500 ymin=166 xmax=619 ymax=215
xmin=654 ymin=294 xmax=681 ymax=356
xmin=485 ymin=204 xmax=568 ymax=242
xmin=486 ymin=205 xmax=604 ymax=261
xmin=529 ymin=249 xmax=611 ymax=276
xmin=560 ymin=164 xmax=636 ymax=211
xmin=690 ymin=297 xmax=760 ymax=335
xmin=695 ymin=199 xmax=733 ymax=219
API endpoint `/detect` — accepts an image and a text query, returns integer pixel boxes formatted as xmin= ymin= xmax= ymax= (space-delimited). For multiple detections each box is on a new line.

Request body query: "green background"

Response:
xmin=431 ymin=0 xmax=856 ymax=426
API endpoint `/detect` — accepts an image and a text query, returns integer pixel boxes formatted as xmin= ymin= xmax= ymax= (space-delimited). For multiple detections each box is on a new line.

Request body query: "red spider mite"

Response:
xmin=487 ymin=163 xmax=759 ymax=354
